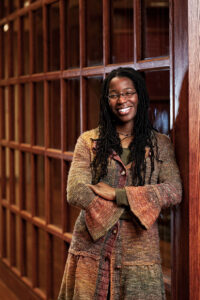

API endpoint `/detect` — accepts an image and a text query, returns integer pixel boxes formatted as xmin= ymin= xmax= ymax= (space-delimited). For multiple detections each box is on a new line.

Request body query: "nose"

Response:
xmin=117 ymin=93 xmax=127 ymax=103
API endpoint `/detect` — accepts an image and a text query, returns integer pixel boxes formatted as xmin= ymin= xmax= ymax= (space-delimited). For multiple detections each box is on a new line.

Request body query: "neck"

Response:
xmin=117 ymin=131 xmax=133 ymax=137
xmin=116 ymin=122 xmax=134 ymax=136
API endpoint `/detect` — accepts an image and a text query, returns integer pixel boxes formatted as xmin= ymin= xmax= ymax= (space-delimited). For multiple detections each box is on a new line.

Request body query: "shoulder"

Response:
xmin=76 ymin=128 xmax=99 ymax=150
xmin=153 ymin=131 xmax=175 ymax=160
xmin=80 ymin=128 xmax=99 ymax=142
xmin=153 ymin=131 xmax=171 ymax=146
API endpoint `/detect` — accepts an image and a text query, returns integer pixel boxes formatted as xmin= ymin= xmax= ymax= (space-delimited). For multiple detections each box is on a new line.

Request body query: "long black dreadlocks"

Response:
xmin=91 ymin=67 xmax=157 ymax=186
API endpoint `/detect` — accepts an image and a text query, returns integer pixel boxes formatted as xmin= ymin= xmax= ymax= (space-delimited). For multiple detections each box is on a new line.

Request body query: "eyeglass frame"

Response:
xmin=107 ymin=91 xmax=137 ymax=101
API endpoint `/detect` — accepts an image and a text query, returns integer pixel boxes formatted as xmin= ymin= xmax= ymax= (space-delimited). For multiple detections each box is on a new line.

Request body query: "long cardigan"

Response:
xmin=58 ymin=128 xmax=182 ymax=300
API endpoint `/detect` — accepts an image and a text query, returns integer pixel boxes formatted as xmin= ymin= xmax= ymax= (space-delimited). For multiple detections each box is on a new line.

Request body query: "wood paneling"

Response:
xmin=0 ymin=278 xmax=19 ymax=300
xmin=0 ymin=259 xmax=39 ymax=300
xmin=188 ymin=0 xmax=200 ymax=299
xmin=170 ymin=0 xmax=189 ymax=299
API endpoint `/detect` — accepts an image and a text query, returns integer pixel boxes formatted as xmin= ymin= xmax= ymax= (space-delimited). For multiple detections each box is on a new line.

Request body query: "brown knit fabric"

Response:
xmin=58 ymin=128 xmax=182 ymax=300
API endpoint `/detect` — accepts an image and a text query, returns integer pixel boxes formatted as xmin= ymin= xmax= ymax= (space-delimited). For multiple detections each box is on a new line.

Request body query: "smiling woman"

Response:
xmin=58 ymin=67 xmax=182 ymax=300
xmin=107 ymin=76 xmax=138 ymax=133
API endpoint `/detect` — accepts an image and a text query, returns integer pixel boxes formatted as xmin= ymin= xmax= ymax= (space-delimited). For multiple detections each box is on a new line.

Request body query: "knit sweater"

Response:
xmin=58 ymin=128 xmax=182 ymax=300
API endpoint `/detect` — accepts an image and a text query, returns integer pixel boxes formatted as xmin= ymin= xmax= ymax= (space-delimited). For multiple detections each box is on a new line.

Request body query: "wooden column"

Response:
xmin=188 ymin=0 xmax=200 ymax=299
xmin=171 ymin=0 xmax=189 ymax=299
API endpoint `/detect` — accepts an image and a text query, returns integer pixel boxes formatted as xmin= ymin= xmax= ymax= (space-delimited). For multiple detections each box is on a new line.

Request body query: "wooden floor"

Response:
xmin=0 ymin=279 xmax=20 ymax=300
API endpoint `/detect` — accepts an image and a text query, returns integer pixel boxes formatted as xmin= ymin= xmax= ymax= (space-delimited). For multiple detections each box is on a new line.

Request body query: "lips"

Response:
xmin=117 ymin=106 xmax=132 ymax=115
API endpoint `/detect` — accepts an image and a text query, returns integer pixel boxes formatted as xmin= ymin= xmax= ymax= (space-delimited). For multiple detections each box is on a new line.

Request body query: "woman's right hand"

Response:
xmin=87 ymin=182 xmax=116 ymax=201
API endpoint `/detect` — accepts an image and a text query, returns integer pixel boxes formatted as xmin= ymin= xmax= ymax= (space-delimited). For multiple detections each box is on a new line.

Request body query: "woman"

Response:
xmin=58 ymin=67 xmax=182 ymax=300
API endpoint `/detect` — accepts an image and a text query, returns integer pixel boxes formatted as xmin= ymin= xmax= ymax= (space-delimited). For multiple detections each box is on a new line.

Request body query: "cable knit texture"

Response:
xmin=58 ymin=128 xmax=182 ymax=300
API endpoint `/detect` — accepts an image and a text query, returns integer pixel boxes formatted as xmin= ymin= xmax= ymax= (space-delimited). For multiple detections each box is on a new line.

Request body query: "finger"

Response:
xmin=87 ymin=184 xmax=95 ymax=189
xmin=87 ymin=185 xmax=99 ymax=194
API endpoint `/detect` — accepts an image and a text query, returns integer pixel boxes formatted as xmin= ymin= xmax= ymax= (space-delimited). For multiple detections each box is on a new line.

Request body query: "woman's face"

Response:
xmin=108 ymin=76 xmax=138 ymax=127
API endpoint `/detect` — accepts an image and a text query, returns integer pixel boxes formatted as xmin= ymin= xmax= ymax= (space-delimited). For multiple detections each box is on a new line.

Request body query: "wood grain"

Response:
xmin=0 ymin=278 xmax=19 ymax=300
xmin=170 ymin=0 xmax=189 ymax=299
xmin=188 ymin=0 xmax=200 ymax=299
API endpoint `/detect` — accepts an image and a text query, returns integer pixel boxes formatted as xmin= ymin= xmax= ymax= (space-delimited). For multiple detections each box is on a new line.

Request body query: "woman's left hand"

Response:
xmin=87 ymin=182 xmax=116 ymax=201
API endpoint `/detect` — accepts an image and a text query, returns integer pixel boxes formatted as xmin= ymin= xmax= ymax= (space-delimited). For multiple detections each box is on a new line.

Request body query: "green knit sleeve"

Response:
xmin=115 ymin=188 xmax=129 ymax=206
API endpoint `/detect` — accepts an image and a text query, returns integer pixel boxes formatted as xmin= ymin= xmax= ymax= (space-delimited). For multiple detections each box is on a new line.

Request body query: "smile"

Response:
xmin=118 ymin=107 xmax=132 ymax=114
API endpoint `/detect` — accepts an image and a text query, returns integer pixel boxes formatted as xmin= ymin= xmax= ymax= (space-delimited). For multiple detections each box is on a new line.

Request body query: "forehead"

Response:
xmin=109 ymin=76 xmax=135 ymax=90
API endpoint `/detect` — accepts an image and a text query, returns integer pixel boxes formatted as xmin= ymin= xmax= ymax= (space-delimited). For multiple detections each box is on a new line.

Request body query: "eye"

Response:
xmin=125 ymin=91 xmax=137 ymax=98
xmin=125 ymin=92 xmax=133 ymax=96
xmin=108 ymin=94 xmax=118 ymax=100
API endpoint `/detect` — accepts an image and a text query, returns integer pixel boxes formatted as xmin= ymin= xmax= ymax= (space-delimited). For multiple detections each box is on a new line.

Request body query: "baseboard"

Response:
xmin=0 ymin=260 xmax=41 ymax=300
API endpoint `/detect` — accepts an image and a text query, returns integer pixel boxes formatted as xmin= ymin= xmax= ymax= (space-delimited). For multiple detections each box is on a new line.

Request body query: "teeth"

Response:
xmin=119 ymin=107 xmax=130 ymax=113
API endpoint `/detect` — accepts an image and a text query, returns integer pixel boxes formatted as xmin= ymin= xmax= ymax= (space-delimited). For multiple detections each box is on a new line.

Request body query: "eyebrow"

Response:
xmin=109 ymin=87 xmax=135 ymax=92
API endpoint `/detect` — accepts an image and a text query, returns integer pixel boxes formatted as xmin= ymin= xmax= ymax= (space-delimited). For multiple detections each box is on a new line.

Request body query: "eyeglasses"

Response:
xmin=108 ymin=91 xmax=137 ymax=101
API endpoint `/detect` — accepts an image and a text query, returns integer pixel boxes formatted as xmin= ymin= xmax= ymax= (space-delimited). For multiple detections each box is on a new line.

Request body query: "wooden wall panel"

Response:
xmin=188 ymin=0 xmax=200 ymax=299
xmin=0 ymin=260 xmax=39 ymax=300
xmin=170 ymin=0 xmax=189 ymax=299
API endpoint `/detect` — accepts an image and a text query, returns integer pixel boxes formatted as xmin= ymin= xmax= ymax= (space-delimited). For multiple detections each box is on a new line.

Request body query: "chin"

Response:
xmin=118 ymin=115 xmax=136 ymax=123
